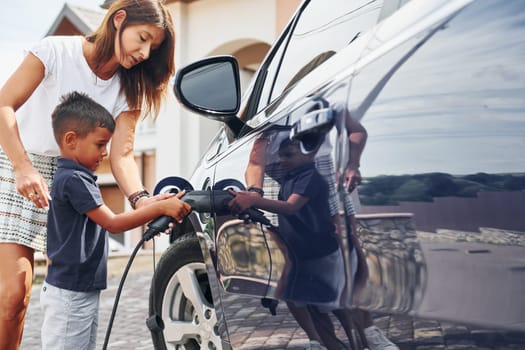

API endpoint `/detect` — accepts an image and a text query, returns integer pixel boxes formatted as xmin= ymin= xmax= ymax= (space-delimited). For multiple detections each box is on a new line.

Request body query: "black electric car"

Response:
xmin=148 ymin=0 xmax=525 ymax=349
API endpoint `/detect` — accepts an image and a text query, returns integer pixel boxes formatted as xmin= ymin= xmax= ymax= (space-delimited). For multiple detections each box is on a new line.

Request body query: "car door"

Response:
xmin=347 ymin=0 xmax=525 ymax=330
xmin=206 ymin=0 xmax=391 ymax=347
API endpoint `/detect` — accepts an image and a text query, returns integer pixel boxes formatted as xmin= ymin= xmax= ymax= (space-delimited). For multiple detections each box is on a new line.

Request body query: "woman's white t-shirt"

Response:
xmin=17 ymin=35 xmax=129 ymax=156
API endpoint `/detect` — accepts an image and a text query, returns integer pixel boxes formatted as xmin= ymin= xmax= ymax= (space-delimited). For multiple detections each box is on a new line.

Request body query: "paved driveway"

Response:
xmin=22 ymin=253 xmax=525 ymax=350
xmin=22 ymin=268 xmax=155 ymax=350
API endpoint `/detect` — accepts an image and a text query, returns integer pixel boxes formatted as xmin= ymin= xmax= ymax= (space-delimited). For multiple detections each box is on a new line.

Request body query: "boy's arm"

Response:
xmin=86 ymin=192 xmax=191 ymax=234
xmin=229 ymin=191 xmax=308 ymax=216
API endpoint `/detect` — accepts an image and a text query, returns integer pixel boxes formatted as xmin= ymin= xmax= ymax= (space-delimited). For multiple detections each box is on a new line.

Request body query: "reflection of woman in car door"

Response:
xmin=230 ymin=101 xmax=398 ymax=350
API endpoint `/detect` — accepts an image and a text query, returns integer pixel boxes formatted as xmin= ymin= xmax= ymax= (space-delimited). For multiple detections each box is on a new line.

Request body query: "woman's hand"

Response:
xmin=135 ymin=192 xmax=173 ymax=209
xmin=15 ymin=164 xmax=50 ymax=208
xmin=343 ymin=166 xmax=362 ymax=193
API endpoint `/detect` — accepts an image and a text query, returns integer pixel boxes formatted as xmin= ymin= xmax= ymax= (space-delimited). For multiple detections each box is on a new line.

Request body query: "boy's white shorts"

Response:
xmin=40 ymin=281 xmax=100 ymax=350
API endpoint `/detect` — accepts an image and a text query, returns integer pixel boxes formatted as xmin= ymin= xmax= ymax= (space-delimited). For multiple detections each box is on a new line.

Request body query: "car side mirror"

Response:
xmin=174 ymin=56 xmax=245 ymax=134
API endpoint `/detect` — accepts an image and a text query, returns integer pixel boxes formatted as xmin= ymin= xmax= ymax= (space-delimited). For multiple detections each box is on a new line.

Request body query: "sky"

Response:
xmin=0 ymin=1 xmax=103 ymax=85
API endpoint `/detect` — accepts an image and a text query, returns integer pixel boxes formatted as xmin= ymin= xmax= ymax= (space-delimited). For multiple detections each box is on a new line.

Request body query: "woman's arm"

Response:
xmin=109 ymin=110 xmax=150 ymax=207
xmin=0 ymin=53 xmax=50 ymax=207
xmin=244 ymin=136 xmax=268 ymax=189
xmin=344 ymin=115 xmax=368 ymax=191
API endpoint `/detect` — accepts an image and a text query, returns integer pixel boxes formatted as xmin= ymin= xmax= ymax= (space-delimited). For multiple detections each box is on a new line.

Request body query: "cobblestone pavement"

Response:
xmin=22 ymin=262 xmax=525 ymax=350
xmin=22 ymin=271 xmax=156 ymax=350
xmin=216 ymin=294 xmax=525 ymax=350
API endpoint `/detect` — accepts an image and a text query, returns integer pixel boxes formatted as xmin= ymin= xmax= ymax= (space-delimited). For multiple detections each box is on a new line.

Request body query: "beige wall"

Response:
xmin=275 ymin=0 xmax=302 ymax=34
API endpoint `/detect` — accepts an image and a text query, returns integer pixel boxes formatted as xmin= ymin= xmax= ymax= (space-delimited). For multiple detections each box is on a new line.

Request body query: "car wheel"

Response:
xmin=149 ymin=233 xmax=222 ymax=350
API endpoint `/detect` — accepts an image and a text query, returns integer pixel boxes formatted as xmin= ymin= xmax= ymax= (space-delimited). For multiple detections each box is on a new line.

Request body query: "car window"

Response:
xmin=351 ymin=0 xmax=525 ymax=232
xmin=203 ymin=128 xmax=229 ymax=162
xmin=379 ymin=0 xmax=413 ymax=21
xmin=255 ymin=0 xmax=385 ymax=116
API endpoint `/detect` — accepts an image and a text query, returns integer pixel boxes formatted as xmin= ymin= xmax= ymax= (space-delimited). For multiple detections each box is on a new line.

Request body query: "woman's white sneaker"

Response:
xmin=364 ymin=325 xmax=399 ymax=350
xmin=306 ymin=340 xmax=328 ymax=350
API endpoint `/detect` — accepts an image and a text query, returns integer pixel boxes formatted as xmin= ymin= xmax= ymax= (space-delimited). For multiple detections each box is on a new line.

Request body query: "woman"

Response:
xmin=0 ymin=1 xmax=178 ymax=348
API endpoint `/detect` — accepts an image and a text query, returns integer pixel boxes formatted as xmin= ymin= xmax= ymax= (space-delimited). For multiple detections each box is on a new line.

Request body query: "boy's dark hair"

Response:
xmin=279 ymin=137 xmax=301 ymax=151
xmin=51 ymin=92 xmax=115 ymax=144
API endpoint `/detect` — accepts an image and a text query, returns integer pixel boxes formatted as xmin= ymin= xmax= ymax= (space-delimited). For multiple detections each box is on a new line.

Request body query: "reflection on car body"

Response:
xmin=148 ymin=0 xmax=525 ymax=349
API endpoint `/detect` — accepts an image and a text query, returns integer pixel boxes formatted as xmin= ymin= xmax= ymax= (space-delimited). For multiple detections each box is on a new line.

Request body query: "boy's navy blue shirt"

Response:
xmin=278 ymin=162 xmax=339 ymax=259
xmin=46 ymin=157 xmax=108 ymax=292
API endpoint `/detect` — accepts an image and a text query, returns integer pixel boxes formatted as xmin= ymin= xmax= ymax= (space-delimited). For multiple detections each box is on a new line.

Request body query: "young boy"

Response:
xmin=41 ymin=92 xmax=191 ymax=350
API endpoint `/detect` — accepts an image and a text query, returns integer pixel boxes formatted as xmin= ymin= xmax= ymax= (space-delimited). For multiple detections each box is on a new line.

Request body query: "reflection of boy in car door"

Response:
xmin=229 ymin=137 xmax=345 ymax=350
xmin=229 ymin=104 xmax=399 ymax=350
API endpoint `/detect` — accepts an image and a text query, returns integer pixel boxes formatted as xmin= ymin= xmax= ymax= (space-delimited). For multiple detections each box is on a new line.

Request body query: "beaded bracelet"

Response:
xmin=128 ymin=189 xmax=150 ymax=209
xmin=247 ymin=186 xmax=264 ymax=197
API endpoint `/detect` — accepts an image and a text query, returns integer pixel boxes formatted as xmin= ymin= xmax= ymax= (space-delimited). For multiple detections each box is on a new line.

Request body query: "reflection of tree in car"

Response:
xmin=359 ymin=172 xmax=525 ymax=234
xmin=359 ymin=172 xmax=525 ymax=205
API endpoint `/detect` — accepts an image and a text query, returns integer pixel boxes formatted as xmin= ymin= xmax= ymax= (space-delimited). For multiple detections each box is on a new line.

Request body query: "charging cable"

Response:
xmin=102 ymin=216 xmax=170 ymax=350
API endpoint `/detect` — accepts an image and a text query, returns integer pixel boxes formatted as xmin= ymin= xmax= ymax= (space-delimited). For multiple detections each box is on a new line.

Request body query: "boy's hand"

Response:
xmin=228 ymin=189 xmax=257 ymax=214
xmin=165 ymin=191 xmax=192 ymax=223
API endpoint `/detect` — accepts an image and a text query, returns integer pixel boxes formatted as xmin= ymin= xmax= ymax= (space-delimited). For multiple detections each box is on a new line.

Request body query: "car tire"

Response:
xmin=149 ymin=233 xmax=223 ymax=350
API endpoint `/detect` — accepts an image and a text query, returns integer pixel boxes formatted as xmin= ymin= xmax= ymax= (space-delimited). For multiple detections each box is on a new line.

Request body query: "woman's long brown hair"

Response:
xmin=86 ymin=0 xmax=175 ymax=119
